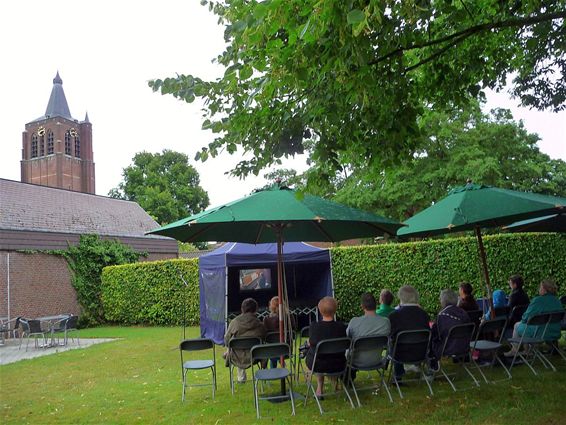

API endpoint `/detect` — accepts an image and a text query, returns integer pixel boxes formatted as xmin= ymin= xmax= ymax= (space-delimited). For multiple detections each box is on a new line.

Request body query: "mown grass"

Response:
xmin=1 ymin=326 xmax=565 ymax=424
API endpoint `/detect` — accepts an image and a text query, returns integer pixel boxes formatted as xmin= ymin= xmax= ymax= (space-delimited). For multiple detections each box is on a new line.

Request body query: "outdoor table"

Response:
xmin=36 ymin=314 xmax=71 ymax=348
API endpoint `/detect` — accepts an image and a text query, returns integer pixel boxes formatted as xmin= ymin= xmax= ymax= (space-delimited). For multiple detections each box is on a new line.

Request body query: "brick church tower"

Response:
xmin=20 ymin=72 xmax=95 ymax=194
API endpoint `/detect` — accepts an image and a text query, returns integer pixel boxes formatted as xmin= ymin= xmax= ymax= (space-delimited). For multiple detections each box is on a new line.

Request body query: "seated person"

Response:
xmin=263 ymin=296 xmax=279 ymax=332
xmin=457 ymin=282 xmax=480 ymax=312
xmin=224 ymin=298 xmax=267 ymax=383
xmin=306 ymin=296 xmax=347 ymax=397
xmin=432 ymin=289 xmax=471 ymax=361
xmin=377 ymin=289 xmax=395 ymax=318
xmin=483 ymin=289 xmax=507 ymax=320
xmin=388 ymin=285 xmax=430 ymax=380
xmin=505 ymin=279 xmax=563 ymax=357
xmin=347 ymin=293 xmax=390 ymax=370
xmin=508 ymin=274 xmax=530 ymax=327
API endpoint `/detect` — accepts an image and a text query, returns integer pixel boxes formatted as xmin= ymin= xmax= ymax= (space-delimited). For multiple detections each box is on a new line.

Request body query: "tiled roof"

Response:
xmin=0 ymin=179 xmax=167 ymax=239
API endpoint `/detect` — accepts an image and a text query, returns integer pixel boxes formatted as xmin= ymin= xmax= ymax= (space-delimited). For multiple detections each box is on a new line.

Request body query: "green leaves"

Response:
xmin=346 ymin=9 xmax=365 ymax=25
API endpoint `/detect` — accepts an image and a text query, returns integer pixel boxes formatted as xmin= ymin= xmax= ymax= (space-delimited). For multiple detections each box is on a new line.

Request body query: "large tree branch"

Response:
xmin=370 ymin=10 xmax=566 ymax=66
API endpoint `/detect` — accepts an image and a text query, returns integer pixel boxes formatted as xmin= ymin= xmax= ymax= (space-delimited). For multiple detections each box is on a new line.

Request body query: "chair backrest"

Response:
xmin=509 ymin=304 xmax=528 ymax=320
xmin=350 ymin=335 xmax=388 ymax=367
xmin=474 ymin=317 xmax=507 ymax=344
xmin=228 ymin=336 xmax=262 ymax=351
xmin=559 ymin=295 xmax=566 ymax=305
xmin=467 ymin=309 xmax=483 ymax=324
xmin=493 ymin=306 xmax=510 ymax=317
xmin=314 ymin=337 xmax=351 ymax=355
xmin=265 ymin=331 xmax=280 ymax=344
xmin=391 ymin=329 xmax=431 ymax=363
xmin=547 ymin=311 xmax=565 ymax=324
xmin=525 ymin=312 xmax=551 ymax=327
xmin=440 ymin=322 xmax=475 ymax=357
xmin=26 ymin=319 xmax=43 ymax=333
xmin=65 ymin=315 xmax=79 ymax=330
xmin=251 ymin=343 xmax=290 ymax=361
xmin=180 ymin=338 xmax=214 ymax=352
xmin=299 ymin=326 xmax=309 ymax=338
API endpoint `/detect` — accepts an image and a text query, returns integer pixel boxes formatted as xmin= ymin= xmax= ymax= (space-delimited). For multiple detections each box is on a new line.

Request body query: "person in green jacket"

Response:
xmin=505 ymin=279 xmax=563 ymax=357
xmin=377 ymin=289 xmax=395 ymax=317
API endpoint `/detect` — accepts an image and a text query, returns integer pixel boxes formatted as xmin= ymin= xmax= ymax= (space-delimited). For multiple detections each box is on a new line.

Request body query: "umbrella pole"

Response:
xmin=475 ymin=226 xmax=495 ymax=319
xmin=275 ymin=226 xmax=288 ymax=396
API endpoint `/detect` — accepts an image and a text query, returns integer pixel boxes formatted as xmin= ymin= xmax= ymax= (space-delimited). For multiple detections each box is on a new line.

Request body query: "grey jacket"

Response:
xmin=224 ymin=313 xmax=266 ymax=368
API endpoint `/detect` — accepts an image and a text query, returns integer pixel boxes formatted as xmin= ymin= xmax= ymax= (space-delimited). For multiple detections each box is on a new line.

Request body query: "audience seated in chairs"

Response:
xmin=305 ymin=296 xmax=347 ymax=398
xmin=223 ymin=298 xmax=266 ymax=383
xmin=431 ymin=289 xmax=472 ymax=363
xmin=346 ymin=293 xmax=390 ymax=378
xmin=457 ymin=282 xmax=480 ymax=312
xmin=388 ymin=285 xmax=430 ymax=381
xmin=483 ymin=290 xmax=508 ymax=320
xmin=377 ymin=289 xmax=395 ymax=318
xmin=505 ymin=279 xmax=563 ymax=358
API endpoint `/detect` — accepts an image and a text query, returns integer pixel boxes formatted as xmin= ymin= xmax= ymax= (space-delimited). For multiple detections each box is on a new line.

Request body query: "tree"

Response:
xmin=331 ymin=104 xmax=566 ymax=220
xmin=149 ymin=0 xmax=566 ymax=184
xmin=109 ymin=150 xmax=209 ymax=225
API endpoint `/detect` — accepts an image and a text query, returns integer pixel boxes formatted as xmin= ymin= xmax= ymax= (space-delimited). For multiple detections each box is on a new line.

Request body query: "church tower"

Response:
xmin=21 ymin=72 xmax=95 ymax=194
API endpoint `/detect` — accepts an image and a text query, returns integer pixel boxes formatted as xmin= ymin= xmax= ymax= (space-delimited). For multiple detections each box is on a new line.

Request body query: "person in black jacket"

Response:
xmin=457 ymin=282 xmax=480 ymax=312
xmin=507 ymin=274 xmax=530 ymax=327
xmin=388 ymin=285 xmax=430 ymax=380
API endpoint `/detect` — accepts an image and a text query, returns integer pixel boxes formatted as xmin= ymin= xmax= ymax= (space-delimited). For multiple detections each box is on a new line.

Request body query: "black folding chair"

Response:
xmin=469 ymin=317 xmax=511 ymax=383
xmin=509 ymin=311 xmax=565 ymax=375
xmin=250 ymin=343 xmax=296 ymax=419
xmin=507 ymin=305 xmax=529 ymax=336
xmin=434 ymin=323 xmax=479 ymax=391
xmin=19 ymin=319 xmax=47 ymax=351
xmin=346 ymin=335 xmax=392 ymax=406
xmin=296 ymin=326 xmax=310 ymax=381
xmin=467 ymin=310 xmax=483 ymax=336
xmin=546 ymin=311 xmax=566 ymax=364
xmin=227 ymin=336 xmax=262 ymax=394
xmin=180 ymin=338 xmax=216 ymax=401
xmin=53 ymin=315 xmax=79 ymax=346
xmin=304 ymin=337 xmax=354 ymax=415
xmin=387 ymin=329 xmax=433 ymax=398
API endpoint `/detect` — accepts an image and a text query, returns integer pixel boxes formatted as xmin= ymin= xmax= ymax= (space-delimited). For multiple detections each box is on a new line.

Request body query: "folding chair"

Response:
xmin=304 ymin=337 xmax=354 ymax=415
xmin=546 ymin=311 xmax=566 ymax=365
xmin=250 ymin=343 xmax=296 ymax=419
xmin=227 ymin=336 xmax=262 ymax=394
xmin=469 ymin=317 xmax=511 ymax=383
xmin=346 ymin=335 xmax=392 ymax=406
xmin=53 ymin=315 xmax=80 ymax=346
xmin=506 ymin=305 xmax=529 ymax=337
xmin=295 ymin=326 xmax=310 ymax=381
xmin=434 ymin=323 xmax=479 ymax=391
xmin=180 ymin=338 xmax=216 ymax=401
xmin=387 ymin=329 xmax=433 ymax=398
xmin=18 ymin=319 xmax=47 ymax=351
xmin=509 ymin=312 xmax=564 ymax=375
xmin=467 ymin=310 xmax=483 ymax=336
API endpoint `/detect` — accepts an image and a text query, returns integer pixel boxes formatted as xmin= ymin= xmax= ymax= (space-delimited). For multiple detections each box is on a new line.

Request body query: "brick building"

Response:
xmin=21 ymin=72 xmax=95 ymax=194
xmin=0 ymin=182 xmax=178 ymax=321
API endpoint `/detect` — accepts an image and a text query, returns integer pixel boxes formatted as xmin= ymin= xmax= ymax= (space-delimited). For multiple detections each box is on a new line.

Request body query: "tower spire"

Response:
xmin=44 ymin=71 xmax=72 ymax=119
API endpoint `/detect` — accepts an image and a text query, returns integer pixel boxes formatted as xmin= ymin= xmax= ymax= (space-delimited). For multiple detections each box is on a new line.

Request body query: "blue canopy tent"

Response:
xmin=199 ymin=242 xmax=333 ymax=344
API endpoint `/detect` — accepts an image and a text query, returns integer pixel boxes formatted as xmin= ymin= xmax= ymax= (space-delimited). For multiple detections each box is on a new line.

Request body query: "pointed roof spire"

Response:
xmin=83 ymin=111 xmax=90 ymax=123
xmin=44 ymin=71 xmax=72 ymax=119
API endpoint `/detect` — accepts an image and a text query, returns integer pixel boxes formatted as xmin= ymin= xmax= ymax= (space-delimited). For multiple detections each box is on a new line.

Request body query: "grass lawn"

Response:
xmin=1 ymin=326 xmax=565 ymax=424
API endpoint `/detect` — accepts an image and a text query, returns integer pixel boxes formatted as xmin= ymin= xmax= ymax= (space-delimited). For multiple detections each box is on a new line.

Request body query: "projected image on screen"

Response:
xmin=239 ymin=269 xmax=272 ymax=291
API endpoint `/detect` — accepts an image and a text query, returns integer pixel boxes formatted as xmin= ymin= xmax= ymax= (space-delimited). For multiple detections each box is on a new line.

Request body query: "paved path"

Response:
xmin=0 ymin=337 xmax=117 ymax=365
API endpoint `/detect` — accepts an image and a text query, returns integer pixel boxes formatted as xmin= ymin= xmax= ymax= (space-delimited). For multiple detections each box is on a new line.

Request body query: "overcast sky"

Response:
xmin=1 ymin=1 xmax=564 ymax=208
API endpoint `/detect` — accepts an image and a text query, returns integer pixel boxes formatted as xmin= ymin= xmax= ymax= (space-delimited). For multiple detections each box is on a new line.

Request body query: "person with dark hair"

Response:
xmin=508 ymin=274 xmax=530 ymax=327
xmin=305 ymin=296 xmax=347 ymax=397
xmin=347 ymin=293 xmax=390 ymax=369
xmin=224 ymin=297 xmax=266 ymax=383
xmin=377 ymin=289 xmax=395 ymax=318
xmin=457 ymin=282 xmax=480 ymax=312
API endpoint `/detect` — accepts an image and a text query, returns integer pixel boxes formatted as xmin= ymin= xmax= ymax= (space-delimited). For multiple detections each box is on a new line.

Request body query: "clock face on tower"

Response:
xmin=37 ymin=126 xmax=46 ymax=136
xmin=69 ymin=128 xmax=78 ymax=137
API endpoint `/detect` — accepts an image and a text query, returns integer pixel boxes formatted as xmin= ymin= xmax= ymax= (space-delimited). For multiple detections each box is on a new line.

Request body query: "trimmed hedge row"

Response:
xmin=101 ymin=258 xmax=199 ymax=326
xmin=101 ymin=233 xmax=566 ymax=325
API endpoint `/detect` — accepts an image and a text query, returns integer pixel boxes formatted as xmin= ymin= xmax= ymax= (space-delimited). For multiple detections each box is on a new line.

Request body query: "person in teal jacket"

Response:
xmin=505 ymin=279 xmax=563 ymax=357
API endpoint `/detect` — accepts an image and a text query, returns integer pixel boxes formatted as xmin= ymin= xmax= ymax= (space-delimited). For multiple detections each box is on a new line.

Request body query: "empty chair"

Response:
xmin=265 ymin=331 xmax=280 ymax=343
xmin=0 ymin=317 xmax=21 ymax=343
xmin=469 ymin=317 xmax=511 ymax=383
xmin=180 ymin=338 xmax=216 ymax=401
xmin=250 ymin=343 xmax=296 ymax=419
xmin=226 ymin=336 xmax=262 ymax=394
xmin=304 ymin=337 xmax=354 ymax=415
xmin=434 ymin=322 xmax=479 ymax=391
xmin=387 ymin=329 xmax=433 ymax=398
xmin=19 ymin=319 xmax=47 ymax=351
xmin=346 ymin=335 xmax=392 ymax=406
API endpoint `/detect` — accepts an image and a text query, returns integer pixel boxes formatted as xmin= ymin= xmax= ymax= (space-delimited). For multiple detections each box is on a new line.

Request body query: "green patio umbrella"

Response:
xmin=397 ymin=183 xmax=566 ymax=317
xmin=503 ymin=213 xmax=566 ymax=233
xmin=149 ymin=184 xmax=404 ymax=341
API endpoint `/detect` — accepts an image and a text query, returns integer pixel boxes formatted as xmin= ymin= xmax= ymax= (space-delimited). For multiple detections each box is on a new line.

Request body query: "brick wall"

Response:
xmin=0 ymin=251 xmax=80 ymax=320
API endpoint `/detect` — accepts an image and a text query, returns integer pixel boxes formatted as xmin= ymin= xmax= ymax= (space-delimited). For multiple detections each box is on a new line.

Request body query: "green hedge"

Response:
xmin=101 ymin=258 xmax=199 ymax=326
xmin=101 ymin=233 xmax=566 ymax=325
